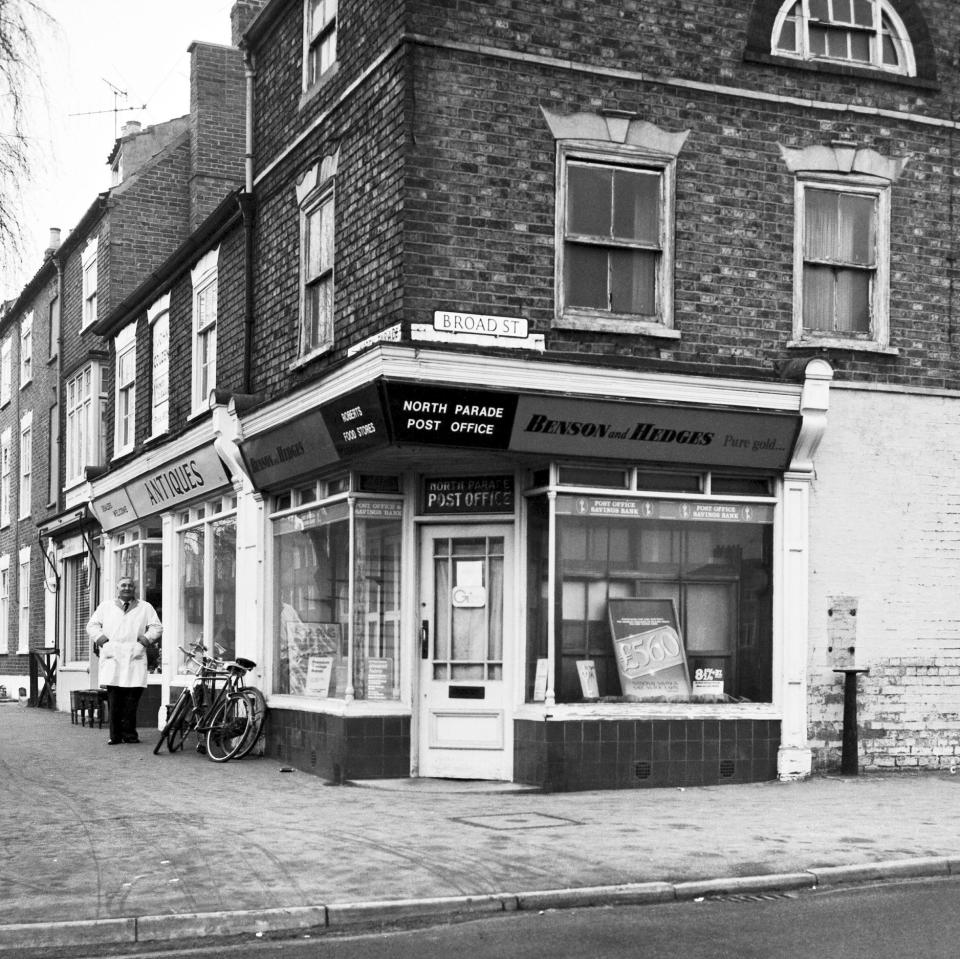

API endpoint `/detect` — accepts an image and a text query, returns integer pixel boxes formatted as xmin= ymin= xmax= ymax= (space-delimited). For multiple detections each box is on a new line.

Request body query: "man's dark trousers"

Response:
xmin=105 ymin=685 xmax=143 ymax=743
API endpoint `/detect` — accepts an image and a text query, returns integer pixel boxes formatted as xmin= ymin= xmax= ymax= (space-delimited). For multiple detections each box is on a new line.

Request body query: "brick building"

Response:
xmin=20 ymin=0 xmax=960 ymax=787
xmin=191 ymin=0 xmax=958 ymax=788
xmin=36 ymin=34 xmax=250 ymax=723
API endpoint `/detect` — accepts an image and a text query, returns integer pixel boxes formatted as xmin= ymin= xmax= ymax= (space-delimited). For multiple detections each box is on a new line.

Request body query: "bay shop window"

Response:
xmin=526 ymin=466 xmax=775 ymax=706
xmin=271 ymin=475 xmax=402 ymax=702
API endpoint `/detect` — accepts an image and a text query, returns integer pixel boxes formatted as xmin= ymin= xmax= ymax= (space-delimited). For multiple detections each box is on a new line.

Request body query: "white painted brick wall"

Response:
xmin=807 ymin=387 xmax=960 ymax=771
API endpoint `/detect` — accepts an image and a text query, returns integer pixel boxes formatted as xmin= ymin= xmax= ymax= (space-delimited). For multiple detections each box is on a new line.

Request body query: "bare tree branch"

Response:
xmin=0 ymin=0 xmax=51 ymax=283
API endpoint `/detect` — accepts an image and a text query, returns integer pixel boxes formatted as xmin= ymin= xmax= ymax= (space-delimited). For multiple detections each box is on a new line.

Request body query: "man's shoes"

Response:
xmin=107 ymin=739 xmax=122 ymax=745
xmin=122 ymin=736 xmax=141 ymax=744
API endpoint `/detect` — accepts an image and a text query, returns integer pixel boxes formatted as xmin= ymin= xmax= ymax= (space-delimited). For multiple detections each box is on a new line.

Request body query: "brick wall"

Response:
xmin=807 ymin=388 xmax=960 ymax=770
xmin=189 ymin=42 xmax=247 ymax=229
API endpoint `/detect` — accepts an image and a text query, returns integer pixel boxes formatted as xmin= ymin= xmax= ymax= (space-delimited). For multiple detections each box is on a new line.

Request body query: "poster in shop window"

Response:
xmin=607 ymin=599 xmax=691 ymax=701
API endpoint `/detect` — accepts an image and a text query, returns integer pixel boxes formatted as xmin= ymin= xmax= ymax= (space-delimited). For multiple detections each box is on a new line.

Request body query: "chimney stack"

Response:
xmin=230 ymin=0 xmax=267 ymax=46
xmin=44 ymin=227 xmax=61 ymax=259
xmin=121 ymin=120 xmax=142 ymax=138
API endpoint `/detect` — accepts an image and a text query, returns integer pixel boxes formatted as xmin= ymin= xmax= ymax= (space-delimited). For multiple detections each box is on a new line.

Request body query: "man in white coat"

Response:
xmin=87 ymin=577 xmax=163 ymax=745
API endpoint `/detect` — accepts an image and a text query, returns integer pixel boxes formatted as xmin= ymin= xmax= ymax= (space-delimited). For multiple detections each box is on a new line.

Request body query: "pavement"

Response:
xmin=2 ymin=703 xmax=960 ymax=952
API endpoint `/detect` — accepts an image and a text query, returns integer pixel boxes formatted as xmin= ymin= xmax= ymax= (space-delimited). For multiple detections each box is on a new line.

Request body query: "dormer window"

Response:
xmin=772 ymin=0 xmax=915 ymax=76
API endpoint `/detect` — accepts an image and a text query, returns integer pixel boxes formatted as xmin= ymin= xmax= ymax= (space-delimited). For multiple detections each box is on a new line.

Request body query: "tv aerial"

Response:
xmin=68 ymin=79 xmax=146 ymax=137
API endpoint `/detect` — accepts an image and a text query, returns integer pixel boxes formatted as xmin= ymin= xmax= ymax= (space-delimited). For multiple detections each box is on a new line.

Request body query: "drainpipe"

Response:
xmin=241 ymin=48 xmax=256 ymax=395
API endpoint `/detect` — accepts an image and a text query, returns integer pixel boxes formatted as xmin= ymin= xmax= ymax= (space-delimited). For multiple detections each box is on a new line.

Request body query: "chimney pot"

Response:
xmin=48 ymin=227 xmax=61 ymax=249
xmin=121 ymin=120 xmax=142 ymax=138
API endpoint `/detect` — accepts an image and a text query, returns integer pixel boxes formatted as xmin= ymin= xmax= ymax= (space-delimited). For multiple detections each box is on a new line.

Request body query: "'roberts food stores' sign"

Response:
xmin=92 ymin=445 xmax=231 ymax=531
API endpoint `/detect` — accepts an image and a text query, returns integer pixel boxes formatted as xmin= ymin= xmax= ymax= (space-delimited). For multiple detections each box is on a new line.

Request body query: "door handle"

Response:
xmin=420 ymin=620 xmax=429 ymax=659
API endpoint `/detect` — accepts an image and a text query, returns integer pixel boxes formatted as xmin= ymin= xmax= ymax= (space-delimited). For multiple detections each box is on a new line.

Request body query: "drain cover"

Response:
xmin=454 ymin=812 xmax=582 ymax=831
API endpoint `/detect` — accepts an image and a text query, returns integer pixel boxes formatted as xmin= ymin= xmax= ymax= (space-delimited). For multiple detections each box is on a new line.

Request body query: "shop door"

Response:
xmin=418 ymin=525 xmax=513 ymax=780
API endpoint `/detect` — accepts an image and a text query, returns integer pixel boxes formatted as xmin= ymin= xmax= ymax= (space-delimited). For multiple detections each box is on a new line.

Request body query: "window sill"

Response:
xmin=187 ymin=408 xmax=211 ymax=423
xmin=554 ymin=312 xmax=680 ymax=339
xmin=787 ymin=337 xmax=899 ymax=356
xmin=742 ymin=50 xmax=939 ymax=90
xmin=59 ymin=664 xmax=91 ymax=673
xmin=298 ymin=62 xmax=339 ymax=110
xmin=267 ymin=693 xmax=410 ymax=715
xmin=289 ymin=344 xmax=333 ymax=371
xmin=19 ymin=379 xmax=31 ymax=390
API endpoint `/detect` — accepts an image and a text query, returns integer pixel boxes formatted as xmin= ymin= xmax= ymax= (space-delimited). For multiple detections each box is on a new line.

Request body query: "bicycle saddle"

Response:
xmin=235 ymin=657 xmax=256 ymax=670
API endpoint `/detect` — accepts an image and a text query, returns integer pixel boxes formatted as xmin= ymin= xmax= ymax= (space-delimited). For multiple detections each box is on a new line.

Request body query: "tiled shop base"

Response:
xmin=265 ymin=709 xmax=411 ymax=782
xmin=514 ymin=718 xmax=781 ymax=791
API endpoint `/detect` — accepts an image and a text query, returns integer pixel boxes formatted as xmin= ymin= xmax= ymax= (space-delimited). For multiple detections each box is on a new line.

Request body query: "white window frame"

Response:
xmin=0 ymin=429 xmax=10 ymax=529
xmin=191 ymin=247 xmax=219 ymax=416
xmin=771 ymin=0 xmax=916 ymax=76
xmin=1 ymin=337 xmax=11 ymax=406
xmin=81 ymin=237 xmax=99 ymax=330
xmin=0 ymin=555 xmax=8 ymax=654
xmin=17 ymin=545 xmax=30 ymax=653
xmin=19 ymin=411 xmax=32 ymax=520
xmin=19 ymin=311 xmax=32 ymax=387
xmin=792 ymin=175 xmax=889 ymax=348
xmin=65 ymin=362 xmax=106 ymax=488
xmin=296 ymin=153 xmax=338 ymax=360
xmin=148 ymin=293 xmax=170 ymax=438
xmin=114 ymin=322 xmax=137 ymax=456
xmin=556 ymin=143 xmax=680 ymax=336
xmin=302 ymin=0 xmax=337 ymax=92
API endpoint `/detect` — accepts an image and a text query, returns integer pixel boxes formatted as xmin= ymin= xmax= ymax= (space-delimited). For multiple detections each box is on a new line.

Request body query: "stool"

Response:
xmin=69 ymin=690 xmax=81 ymax=724
xmin=75 ymin=689 xmax=108 ymax=729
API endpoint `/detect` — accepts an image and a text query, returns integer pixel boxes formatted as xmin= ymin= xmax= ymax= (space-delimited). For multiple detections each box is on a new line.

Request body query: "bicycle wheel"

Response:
xmin=154 ymin=692 xmax=191 ymax=755
xmin=167 ymin=695 xmax=198 ymax=753
xmin=234 ymin=686 xmax=267 ymax=759
xmin=205 ymin=693 xmax=253 ymax=762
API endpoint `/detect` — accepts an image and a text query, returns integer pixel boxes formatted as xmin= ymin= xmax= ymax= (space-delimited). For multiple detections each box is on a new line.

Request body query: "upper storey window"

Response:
xmin=304 ymin=0 xmax=337 ymax=91
xmin=772 ymin=0 xmax=915 ymax=75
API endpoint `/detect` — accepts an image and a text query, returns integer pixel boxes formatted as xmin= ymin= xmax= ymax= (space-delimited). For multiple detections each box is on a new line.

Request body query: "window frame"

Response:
xmin=81 ymin=238 xmax=99 ymax=331
xmin=190 ymin=247 xmax=219 ymax=416
xmin=17 ymin=545 xmax=30 ymax=654
xmin=65 ymin=362 xmax=107 ymax=489
xmin=0 ymin=429 xmax=10 ymax=529
xmin=771 ymin=0 xmax=916 ymax=77
xmin=295 ymin=154 xmax=338 ymax=361
xmin=302 ymin=0 xmax=338 ymax=93
xmin=554 ymin=139 xmax=681 ymax=338
xmin=148 ymin=294 xmax=170 ymax=438
xmin=0 ymin=555 xmax=8 ymax=655
xmin=19 ymin=310 xmax=32 ymax=387
xmin=1 ymin=336 xmax=11 ymax=407
xmin=791 ymin=173 xmax=891 ymax=350
xmin=114 ymin=322 xmax=137 ymax=457
xmin=19 ymin=411 xmax=32 ymax=520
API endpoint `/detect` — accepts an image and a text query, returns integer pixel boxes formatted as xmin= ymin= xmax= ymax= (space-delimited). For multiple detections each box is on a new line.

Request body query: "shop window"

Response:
xmin=190 ymin=248 xmax=219 ymax=416
xmin=711 ymin=475 xmax=773 ymax=496
xmin=557 ymin=466 xmax=629 ymax=489
xmin=527 ymin=497 xmax=774 ymax=704
xmin=64 ymin=553 xmax=90 ymax=663
xmin=272 ymin=493 xmax=403 ymax=701
xmin=771 ymin=0 xmax=915 ymax=75
xmin=177 ymin=500 xmax=237 ymax=667
xmin=635 ymin=470 xmax=702 ymax=493
xmin=114 ymin=528 xmax=163 ymax=674
xmin=303 ymin=0 xmax=337 ymax=91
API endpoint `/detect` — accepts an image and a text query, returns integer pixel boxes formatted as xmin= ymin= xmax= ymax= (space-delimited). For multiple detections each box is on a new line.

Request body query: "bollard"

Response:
xmin=833 ymin=667 xmax=869 ymax=775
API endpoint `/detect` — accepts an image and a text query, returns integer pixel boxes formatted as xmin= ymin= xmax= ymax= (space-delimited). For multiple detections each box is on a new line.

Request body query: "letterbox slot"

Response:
xmin=449 ymin=685 xmax=485 ymax=699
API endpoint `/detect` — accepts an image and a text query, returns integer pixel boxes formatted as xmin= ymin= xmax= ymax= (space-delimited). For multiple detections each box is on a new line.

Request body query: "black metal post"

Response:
xmin=834 ymin=667 xmax=869 ymax=775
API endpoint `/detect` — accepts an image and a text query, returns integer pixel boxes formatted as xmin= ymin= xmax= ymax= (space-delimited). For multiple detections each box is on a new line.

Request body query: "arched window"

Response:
xmin=772 ymin=0 xmax=915 ymax=76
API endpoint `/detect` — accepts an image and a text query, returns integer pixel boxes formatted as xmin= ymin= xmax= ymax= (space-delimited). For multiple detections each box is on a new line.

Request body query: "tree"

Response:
xmin=0 ymin=0 xmax=48 ymax=282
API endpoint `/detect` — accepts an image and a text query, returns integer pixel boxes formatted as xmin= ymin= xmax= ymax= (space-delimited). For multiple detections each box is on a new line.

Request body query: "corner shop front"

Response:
xmin=235 ymin=346 xmax=832 ymax=789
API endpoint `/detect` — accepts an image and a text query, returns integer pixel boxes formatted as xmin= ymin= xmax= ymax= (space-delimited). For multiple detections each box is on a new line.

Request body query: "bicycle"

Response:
xmin=154 ymin=639 xmax=267 ymax=762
